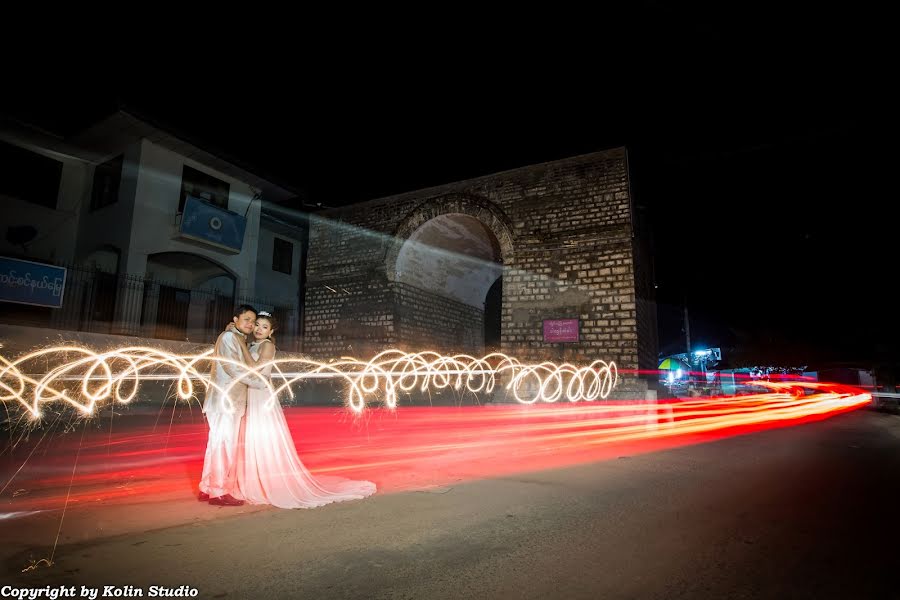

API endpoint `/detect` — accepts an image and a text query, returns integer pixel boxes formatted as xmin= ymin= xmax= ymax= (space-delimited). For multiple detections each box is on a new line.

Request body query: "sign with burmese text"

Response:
xmin=0 ymin=257 xmax=66 ymax=308
xmin=543 ymin=319 xmax=579 ymax=343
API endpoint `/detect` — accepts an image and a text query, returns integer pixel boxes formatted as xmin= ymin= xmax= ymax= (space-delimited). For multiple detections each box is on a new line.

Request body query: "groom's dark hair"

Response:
xmin=234 ymin=304 xmax=257 ymax=318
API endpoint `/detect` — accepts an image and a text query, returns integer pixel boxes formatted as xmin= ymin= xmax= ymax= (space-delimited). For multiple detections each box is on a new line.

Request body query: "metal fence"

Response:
xmin=0 ymin=264 xmax=301 ymax=351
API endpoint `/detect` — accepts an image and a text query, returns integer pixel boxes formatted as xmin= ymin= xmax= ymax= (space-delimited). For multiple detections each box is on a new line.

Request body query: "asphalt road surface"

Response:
xmin=6 ymin=409 xmax=899 ymax=599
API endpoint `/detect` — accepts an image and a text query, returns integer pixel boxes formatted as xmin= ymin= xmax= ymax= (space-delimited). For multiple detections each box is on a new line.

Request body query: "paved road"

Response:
xmin=7 ymin=410 xmax=899 ymax=599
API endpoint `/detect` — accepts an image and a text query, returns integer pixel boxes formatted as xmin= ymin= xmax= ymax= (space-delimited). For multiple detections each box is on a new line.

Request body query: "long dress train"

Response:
xmin=234 ymin=340 xmax=376 ymax=508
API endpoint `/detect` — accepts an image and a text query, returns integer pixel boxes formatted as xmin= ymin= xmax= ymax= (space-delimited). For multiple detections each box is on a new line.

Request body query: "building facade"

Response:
xmin=0 ymin=112 xmax=305 ymax=347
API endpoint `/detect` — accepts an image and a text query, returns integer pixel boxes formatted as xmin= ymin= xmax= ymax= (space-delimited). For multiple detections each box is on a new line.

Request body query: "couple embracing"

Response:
xmin=198 ymin=304 xmax=375 ymax=509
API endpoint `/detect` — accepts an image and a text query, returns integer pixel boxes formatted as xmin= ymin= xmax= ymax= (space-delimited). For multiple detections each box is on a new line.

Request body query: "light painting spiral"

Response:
xmin=0 ymin=345 xmax=620 ymax=419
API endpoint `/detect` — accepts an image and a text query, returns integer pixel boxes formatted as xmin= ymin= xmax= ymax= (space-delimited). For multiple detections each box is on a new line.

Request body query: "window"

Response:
xmin=0 ymin=139 xmax=62 ymax=209
xmin=90 ymin=155 xmax=123 ymax=211
xmin=272 ymin=237 xmax=293 ymax=274
xmin=178 ymin=165 xmax=229 ymax=213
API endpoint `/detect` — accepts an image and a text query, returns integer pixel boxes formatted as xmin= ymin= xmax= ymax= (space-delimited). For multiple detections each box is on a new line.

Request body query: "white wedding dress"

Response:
xmin=234 ymin=339 xmax=376 ymax=508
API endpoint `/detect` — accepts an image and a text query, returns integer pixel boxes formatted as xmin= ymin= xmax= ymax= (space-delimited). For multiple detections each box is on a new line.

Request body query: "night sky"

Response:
xmin=3 ymin=8 xmax=889 ymax=376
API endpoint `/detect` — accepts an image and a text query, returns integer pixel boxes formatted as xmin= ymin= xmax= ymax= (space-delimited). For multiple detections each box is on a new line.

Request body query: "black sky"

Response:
xmin=2 ymin=6 xmax=890 ymax=374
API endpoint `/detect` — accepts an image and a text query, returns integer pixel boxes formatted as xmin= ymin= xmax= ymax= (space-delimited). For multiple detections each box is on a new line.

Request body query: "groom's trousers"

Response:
xmin=199 ymin=411 xmax=243 ymax=498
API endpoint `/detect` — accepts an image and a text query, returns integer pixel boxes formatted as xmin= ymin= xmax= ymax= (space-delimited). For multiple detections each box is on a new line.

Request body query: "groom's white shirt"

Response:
xmin=203 ymin=329 xmax=250 ymax=416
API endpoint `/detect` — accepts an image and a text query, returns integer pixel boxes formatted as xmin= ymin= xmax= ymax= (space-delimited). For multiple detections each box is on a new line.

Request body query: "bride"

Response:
xmin=229 ymin=311 xmax=376 ymax=508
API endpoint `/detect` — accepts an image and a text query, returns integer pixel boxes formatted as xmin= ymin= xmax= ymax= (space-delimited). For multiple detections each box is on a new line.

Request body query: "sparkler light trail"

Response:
xmin=0 ymin=346 xmax=619 ymax=419
xmin=0 ymin=342 xmax=872 ymax=510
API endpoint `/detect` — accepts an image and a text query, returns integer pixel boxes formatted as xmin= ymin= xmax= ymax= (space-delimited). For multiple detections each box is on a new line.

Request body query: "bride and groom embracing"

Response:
xmin=198 ymin=304 xmax=375 ymax=508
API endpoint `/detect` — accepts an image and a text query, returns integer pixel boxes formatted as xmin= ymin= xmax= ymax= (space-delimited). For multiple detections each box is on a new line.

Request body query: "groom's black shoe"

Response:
xmin=209 ymin=494 xmax=244 ymax=506
xmin=198 ymin=492 xmax=210 ymax=502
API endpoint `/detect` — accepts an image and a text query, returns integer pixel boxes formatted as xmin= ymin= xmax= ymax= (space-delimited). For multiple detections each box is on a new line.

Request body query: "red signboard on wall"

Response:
xmin=543 ymin=318 xmax=579 ymax=343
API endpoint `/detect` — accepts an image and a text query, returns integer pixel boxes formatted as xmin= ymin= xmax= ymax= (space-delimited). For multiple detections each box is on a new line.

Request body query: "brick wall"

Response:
xmin=302 ymin=275 xmax=394 ymax=359
xmin=630 ymin=175 xmax=660 ymax=378
xmin=394 ymin=281 xmax=484 ymax=354
xmin=304 ymin=147 xmax=654 ymax=390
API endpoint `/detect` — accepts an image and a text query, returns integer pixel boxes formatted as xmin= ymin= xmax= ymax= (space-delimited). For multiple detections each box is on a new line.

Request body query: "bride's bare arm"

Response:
xmin=245 ymin=341 xmax=276 ymax=389
xmin=256 ymin=341 xmax=276 ymax=376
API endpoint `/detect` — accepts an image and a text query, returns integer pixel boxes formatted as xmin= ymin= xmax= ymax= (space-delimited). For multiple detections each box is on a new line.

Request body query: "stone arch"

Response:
xmin=145 ymin=251 xmax=237 ymax=292
xmin=383 ymin=193 xmax=515 ymax=356
xmin=385 ymin=193 xmax=515 ymax=283
xmin=143 ymin=252 xmax=239 ymax=342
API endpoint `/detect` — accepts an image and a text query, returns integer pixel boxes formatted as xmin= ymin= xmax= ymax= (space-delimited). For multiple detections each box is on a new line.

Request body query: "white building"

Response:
xmin=0 ymin=111 xmax=306 ymax=347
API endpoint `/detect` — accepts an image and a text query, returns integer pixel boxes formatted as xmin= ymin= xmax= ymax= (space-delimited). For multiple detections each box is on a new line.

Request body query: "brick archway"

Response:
xmin=384 ymin=193 xmax=515 ymax=283
xmin=303 ymin=148 xmax=655 ymax=391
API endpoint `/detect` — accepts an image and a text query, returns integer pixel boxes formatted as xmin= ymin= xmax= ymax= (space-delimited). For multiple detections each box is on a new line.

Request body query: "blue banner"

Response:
xmin=0 ymin=257 xmax=67 ymax=308
xmin=179 ymin=195 xmax=247 ymax=253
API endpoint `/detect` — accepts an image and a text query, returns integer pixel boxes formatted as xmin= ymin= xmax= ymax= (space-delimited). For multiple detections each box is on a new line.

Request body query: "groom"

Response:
xmin=198 ymin=304 xmax=257 ymax=506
